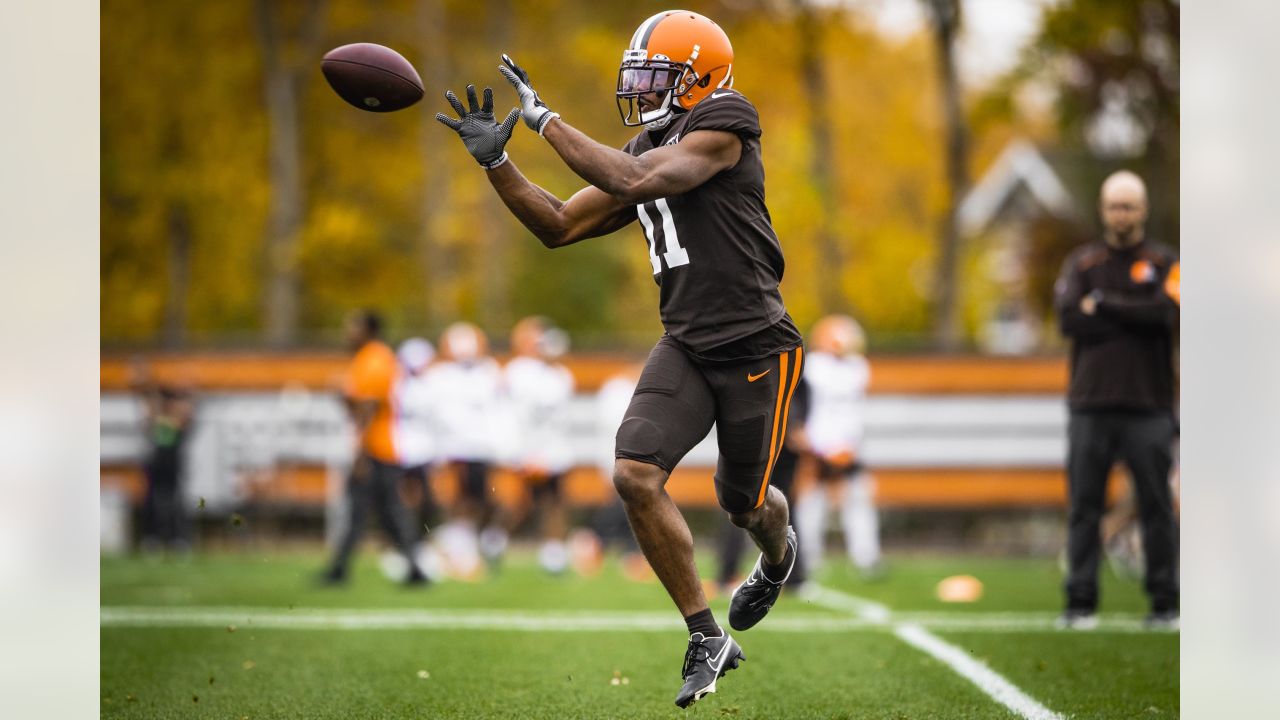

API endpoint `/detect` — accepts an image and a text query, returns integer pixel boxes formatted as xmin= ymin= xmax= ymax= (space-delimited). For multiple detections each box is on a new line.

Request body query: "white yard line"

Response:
xmin=797 ymin=583 xmax=894 ymax=622
xmin=895 ymin=624 xmax=1065 ymax=720
xmin=101 ymin=607 xmax=682 ymax=632
xmin=99 ymin=605 xmax=1152 ymax=635
xmin=804 ymin=584 xmax=1066 ymax=720
xmin=892 ymin=612 xmax=1150 ymax=633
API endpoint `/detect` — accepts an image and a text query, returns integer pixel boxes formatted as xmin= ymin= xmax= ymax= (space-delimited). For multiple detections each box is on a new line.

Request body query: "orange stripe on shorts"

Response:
xmin=756 ymin=346 xmax=804 ymax=508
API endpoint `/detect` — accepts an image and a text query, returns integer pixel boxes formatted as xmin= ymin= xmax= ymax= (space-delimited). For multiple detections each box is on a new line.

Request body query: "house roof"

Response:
xmin=958 ymin=139 xmax=1076 ymax=235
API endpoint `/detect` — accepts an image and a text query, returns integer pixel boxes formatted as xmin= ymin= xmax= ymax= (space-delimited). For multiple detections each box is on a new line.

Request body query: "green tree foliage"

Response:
xmin=1002 ymin=0 xmax=1179 ymax=244
xmin=951 ymin=0 xmax=1178 ymax=348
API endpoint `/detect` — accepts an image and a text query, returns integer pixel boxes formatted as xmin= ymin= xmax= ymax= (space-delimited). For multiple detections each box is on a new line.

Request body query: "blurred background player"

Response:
xmin=586 ymin=365 xmax=649 ymax=581
xmin=429 ymin=321 xmax=503 ymax=576
xmin=1053 ymin=170 xmax=1179 ymax=629
xmin=393 ymin=337 xmax=439 ymax=538
xmin=322 ymin=310 xmax=427 ymax=586
xmin=793 ymin=315 xmax=882 ymax=578
xmin=501 ymin=317 xmax=576 ymax=574
xmin=131 ymin=362 xmax=195 ymax=554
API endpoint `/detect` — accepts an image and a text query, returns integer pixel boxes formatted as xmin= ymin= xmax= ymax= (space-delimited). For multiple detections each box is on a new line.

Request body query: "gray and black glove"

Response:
xmin=435 ymin=84 xmax=521 ymax=169
xmin=499 ymin=54 xmax=559 ymax=136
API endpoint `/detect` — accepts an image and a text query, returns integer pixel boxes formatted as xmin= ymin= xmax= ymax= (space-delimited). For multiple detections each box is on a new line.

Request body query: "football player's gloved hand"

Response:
xmin=435 ymin=84 xmax=521 ymax=169
xmin=498 ymin=54 xmax=559 ymax=136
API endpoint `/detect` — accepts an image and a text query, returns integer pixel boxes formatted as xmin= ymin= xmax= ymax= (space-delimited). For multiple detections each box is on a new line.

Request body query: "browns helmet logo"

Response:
xmin=812 ymin=314 xmax=866 ymax=357
xmin=1130 ymin=259 xmax=1156 ymax=284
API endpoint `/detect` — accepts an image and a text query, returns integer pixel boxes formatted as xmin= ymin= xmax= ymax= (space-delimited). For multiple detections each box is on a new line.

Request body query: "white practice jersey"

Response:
xmin=803 ymin=351 xmax=871 ymax=459
xmin=500 ymin=356 xmax=576 ymax=474
xmin=425 ymin=358 xmax=503 ymax=462
xmin=393 ymin=369 xmax=438 ymax=468
xmin=595 ymin=375 xmax=637 ymax=476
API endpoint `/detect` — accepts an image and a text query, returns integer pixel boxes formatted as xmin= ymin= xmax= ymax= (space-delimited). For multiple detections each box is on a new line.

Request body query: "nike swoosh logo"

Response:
xmin=706 ymin=641 xmax=732 ymax=672
xmin=710 ymin=91 xmax=734 ymax=99
xmin=747 ymin=370 xmax=770 ymax=383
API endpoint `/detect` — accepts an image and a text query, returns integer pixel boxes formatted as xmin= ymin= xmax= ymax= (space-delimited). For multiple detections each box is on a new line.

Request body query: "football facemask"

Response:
xmin=616 ymin=51 xmax=688 ymax=128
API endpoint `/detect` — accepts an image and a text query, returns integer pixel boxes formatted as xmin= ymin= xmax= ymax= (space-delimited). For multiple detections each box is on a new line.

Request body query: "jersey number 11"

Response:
xmin=637 ymin=198 xmax=690 ymax=274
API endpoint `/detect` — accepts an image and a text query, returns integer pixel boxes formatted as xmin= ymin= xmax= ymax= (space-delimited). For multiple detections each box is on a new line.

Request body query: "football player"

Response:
xmin=323 ymin=311 xmax=428 ymax=586
xmin=428 ymin=322 xmax=504 ymax=576
xmin=393 ymin=337 xmax=439 ymax=542
xmin=500 ymin=316 xmax=576 ymax=574
xmin=438 ymin=10 xmax=802 ymax=708
xmin=792 ymin=315 xmax=882 ymax=578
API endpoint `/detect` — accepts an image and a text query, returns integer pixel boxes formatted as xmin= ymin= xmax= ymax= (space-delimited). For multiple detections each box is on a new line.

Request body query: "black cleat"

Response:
xmin=317 ymin=568 xmax=347 ymax=587
xmin=674 ymin=630 xmax=744 ymax=709
xmin=728 ymin=526 xmax=797 ymax=631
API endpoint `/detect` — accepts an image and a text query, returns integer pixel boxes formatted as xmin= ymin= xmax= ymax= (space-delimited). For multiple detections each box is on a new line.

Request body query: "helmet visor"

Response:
xmin=617 ymin=65 xmax=681 ymax=95
xmin=616 ymin=60 xmax=687 ymax=127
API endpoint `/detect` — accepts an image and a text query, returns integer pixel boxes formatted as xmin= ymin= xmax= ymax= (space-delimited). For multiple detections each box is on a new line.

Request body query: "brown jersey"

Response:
xmin=622 ymin=89 xmax=796 ymax=353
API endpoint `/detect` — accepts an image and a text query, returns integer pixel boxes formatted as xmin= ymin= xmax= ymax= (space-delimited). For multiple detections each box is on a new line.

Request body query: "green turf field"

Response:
xmin=101 ymin=549 xmax=1177 ymax=719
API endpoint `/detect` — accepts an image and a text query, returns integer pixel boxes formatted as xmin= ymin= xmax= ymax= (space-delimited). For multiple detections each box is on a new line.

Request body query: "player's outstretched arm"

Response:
xmin=486 ymin=160 xmax=635 ymax=249
xmin=545 ymin=122 xmax=740 ymax=206
xmin=500 ymin=54 xmax=740 ymax=205
xmin=436 ymin=84 xmax=634 ymax=248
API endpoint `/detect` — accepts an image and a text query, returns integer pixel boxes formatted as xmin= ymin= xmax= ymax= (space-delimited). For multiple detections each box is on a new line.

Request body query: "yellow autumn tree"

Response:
xmin=102 ymin=0 xmax=1057 ymax=352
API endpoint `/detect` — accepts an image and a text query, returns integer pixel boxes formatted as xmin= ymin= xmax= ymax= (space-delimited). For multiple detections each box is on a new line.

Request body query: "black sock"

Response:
xmin=684 ymin=608 xmax=721 ymax=638
xmin=761 ymin=543 xmax=795 ymax=583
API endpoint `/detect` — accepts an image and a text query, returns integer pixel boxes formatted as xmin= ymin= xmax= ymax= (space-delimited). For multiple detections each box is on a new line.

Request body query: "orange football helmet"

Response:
xmin=812 ymin=314 xmax=867 ymax=357
xmin=616 ymin=10 xmax=734 ymax=128
xmin=510 ymin=316 xmax=549 ymax=358
xmin=510 ymin=315 xmax=570 ymax=360
xmin=441 ymin=321 xmax=489 ymax=362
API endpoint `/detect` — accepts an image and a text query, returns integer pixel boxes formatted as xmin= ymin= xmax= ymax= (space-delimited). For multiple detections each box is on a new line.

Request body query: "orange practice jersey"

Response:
xmin=345 ymin=341 xmax=399 ymax=463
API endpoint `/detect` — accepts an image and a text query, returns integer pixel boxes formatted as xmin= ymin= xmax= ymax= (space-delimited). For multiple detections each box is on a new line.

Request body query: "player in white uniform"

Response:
xmin=373 ymin=337 xmax=447 ymax=582
xmin=501 ymin=317 xmax=576 ymax=574
xmin=394 ymin=338 xmax=439 ymax=530
xmin=793 ymin=315 xmax=882 ymax=576
xmin=586 ymin=366 xmax=652 ymax=580
xmin=428 ymin=322 xmax=504 ymax=576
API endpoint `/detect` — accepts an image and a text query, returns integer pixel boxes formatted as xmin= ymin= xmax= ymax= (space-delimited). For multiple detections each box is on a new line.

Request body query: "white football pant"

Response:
xmin=795 ymin=472 xmax=881 ymax=572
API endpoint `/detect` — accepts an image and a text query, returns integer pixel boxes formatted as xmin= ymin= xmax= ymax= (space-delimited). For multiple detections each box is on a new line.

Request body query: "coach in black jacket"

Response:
xmin=1054 ymin=170 xmax=1180 ymax=629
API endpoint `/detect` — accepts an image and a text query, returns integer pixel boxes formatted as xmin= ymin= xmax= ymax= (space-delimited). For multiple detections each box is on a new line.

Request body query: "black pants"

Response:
xmin=403 ymin=464 xmax=440 ymax=541
xmin=615 ymin=336 xmax=805 ymax=513
xmin=142 ymin=464 xmax=185 ymax=546
xmin=1065 ymin=411 xmax=1179 ymax=612
xmin=329 ymin=456 xmax=422 ymax=578
xmin=456 ymin=460 xmax=492 ymax=501
xmin=717 ymin=445 xmax=806 ymax=587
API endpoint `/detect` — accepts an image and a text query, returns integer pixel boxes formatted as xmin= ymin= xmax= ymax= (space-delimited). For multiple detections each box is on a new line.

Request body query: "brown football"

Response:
xmin=321 ymin=43 xmax=424 ymax=112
